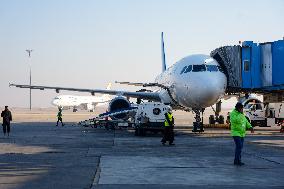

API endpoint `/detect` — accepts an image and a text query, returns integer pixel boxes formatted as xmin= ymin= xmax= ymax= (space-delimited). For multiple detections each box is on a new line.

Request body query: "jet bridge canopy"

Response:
xmin=211 ymin=39 xmax=284 ymax=93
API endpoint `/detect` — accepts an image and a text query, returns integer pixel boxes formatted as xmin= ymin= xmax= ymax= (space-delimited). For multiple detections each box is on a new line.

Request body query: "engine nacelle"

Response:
xmin=108 ymin=96 xmax=131 ymax=120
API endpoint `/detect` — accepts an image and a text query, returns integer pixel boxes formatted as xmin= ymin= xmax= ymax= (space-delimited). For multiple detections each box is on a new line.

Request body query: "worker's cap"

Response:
xmin=167 ymin=106 xmax=173 ymax=112
xmin=235 ymin=102 xmax=244 ymax=109
xmin=5 ymin=106 xmax=8 ymax=108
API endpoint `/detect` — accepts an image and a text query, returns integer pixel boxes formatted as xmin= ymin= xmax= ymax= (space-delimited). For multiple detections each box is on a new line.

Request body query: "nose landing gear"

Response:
xmin=192 ymin=108 xmax=205 ymax=133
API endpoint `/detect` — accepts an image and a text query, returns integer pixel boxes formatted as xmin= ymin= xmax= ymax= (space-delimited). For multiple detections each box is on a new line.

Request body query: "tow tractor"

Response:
xmin=133 ymin=102 xmax=170 ymax=136
xmin=242 ymin=99 xmax=284 ymax=127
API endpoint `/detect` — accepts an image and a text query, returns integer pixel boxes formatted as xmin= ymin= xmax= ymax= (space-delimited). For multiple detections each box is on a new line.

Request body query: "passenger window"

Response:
xmin=206 ymin=65 xmax=218 ymax=72
xmin=192 ymin=65 xmax=206 ymax=72
xmin=244 ymin=60 xmax=250 ymax=71
xmin=184 ymin=65 xmax=192 ymax=73
xmin=180 ymin=66 xmax=187 ymax=74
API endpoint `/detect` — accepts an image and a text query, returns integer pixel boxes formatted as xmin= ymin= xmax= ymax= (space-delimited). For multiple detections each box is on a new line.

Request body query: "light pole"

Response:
xmin=26 ymin=49 xmax=33 ymax=110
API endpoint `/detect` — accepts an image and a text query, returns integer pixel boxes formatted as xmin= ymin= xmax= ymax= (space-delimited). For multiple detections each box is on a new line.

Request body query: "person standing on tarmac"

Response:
xmin=56 ymin=108 xmax=64 ymax=126
xmin=1 ymin=106 xmax=12 ymax=137
xmin=161 ymin=107 xmax=175 ymax=145
xmin=230 ymin=102 xmax=254 ymax=166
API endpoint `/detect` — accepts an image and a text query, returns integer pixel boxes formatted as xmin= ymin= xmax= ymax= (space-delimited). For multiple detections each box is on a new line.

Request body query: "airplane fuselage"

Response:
xmin=155 ymin=54 xmax=227 ymax=109
xmin=52 ymin=95 xmax=110 ymax=110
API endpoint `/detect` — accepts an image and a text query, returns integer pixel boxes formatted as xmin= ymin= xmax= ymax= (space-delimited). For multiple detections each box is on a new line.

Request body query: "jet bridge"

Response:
xmin=211 ymin=39 xmax=284 ymax=98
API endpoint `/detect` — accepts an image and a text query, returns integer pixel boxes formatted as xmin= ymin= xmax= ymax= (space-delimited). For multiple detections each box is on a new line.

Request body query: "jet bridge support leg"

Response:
xmin=192 ymin=109 xmax=204 ymax=133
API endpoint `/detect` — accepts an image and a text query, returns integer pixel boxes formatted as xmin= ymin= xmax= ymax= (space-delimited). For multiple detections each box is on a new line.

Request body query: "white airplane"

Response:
xmin=10 ymin=33 xmax=227 ymax=130
xmin=51 ymin=83 xmax=112 ymax=112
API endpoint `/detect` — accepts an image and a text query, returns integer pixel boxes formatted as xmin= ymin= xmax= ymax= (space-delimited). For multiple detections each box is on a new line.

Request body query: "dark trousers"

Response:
xmin=161 ymin=126 xmax=174 ymax=144
xmin=233 ymin=136 xmax=244 ymax=164
xmin=56 ymin=117 xmax=64 ymax=126
xmin=2 ymin=122 xmax=10 ymax=134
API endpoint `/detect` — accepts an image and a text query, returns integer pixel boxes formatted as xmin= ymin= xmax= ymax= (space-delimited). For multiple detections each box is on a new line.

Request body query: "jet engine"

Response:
xmin=108 ymin=96 xmax=131 ymax=120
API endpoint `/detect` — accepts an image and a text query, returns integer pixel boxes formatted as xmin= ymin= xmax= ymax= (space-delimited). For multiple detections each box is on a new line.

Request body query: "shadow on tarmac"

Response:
xmin=0 ymin=122 xmax=283 ymax=189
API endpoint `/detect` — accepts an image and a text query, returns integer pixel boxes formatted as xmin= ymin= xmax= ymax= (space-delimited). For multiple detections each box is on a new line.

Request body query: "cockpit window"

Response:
xmin=180 ymin=64 xmax=222 ymax=75
xmin=206 ymin=65 xmax=218 ymax=72
xmin=192 ymin=65 xmax=206 ymax=72
xmin=180 ymin=66 xmax=187 ymax=74
xmin=217 ymin=66 xmax=225 ymax=73
xmin=184 ymin=65 xmax=192 ymax=73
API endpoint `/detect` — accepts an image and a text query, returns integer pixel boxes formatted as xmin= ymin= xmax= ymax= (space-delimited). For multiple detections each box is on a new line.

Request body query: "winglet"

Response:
xmin=106 ymin=83 xmax=112 ymax=90
xmin=161 ymin=32 xmax=166 ymax=72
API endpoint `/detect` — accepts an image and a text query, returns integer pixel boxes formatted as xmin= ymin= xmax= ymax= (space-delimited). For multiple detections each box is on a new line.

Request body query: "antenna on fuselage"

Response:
xmin=161 ymin=32 xmax=166 ymax=72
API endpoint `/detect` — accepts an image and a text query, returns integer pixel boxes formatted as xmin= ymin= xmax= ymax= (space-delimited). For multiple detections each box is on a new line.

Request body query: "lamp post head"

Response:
xmin=26 ymin=49 xmax=33 ymax=57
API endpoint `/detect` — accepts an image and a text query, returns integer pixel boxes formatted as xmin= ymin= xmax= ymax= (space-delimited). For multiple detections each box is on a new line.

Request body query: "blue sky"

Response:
xmin=0 ymin=0 xmax=283 ymax=107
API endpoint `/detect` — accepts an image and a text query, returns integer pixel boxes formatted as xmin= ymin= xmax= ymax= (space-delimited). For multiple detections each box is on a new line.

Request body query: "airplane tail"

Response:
xmin=102 ymin=83 xmax=111 ymax=100
xmin=161 ymin=32 xmax=166 ymax=72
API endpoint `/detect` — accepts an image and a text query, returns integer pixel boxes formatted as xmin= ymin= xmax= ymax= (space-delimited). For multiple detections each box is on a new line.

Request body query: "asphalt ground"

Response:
xmin=0 ymin=109 xmax=284 ymax=189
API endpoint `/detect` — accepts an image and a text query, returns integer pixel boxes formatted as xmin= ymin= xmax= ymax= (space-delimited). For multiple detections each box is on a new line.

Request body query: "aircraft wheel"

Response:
xmin=218 ymin=115 xmax=224 ymax=124
xmin=209 ymin=115 xmax=215 ymax=124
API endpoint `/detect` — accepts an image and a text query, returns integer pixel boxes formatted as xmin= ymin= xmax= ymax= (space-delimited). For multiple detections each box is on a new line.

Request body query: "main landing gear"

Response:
xmin=209 ymin=100 xmax=224 ymax=124
xmin=192 ymin=108 xmax=205 ymax=133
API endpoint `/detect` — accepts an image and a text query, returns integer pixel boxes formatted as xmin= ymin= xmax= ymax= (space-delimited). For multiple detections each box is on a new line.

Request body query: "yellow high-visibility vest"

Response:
xmin=57 ymin=111 xmax=62 ymax=118
xmin=164 ymin=112 xmax=173 ymax=127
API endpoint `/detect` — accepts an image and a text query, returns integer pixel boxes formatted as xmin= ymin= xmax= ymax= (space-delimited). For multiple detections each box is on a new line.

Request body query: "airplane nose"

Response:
xmin=197 ymin=76 xmax=226 ymax=107
xmin=52 ymin=99 xmax=58 ymax=106
xmin=201 ymin=84 xmax=222 ymax=104
xmin=176 ymin=73 xmax=226 ymax=108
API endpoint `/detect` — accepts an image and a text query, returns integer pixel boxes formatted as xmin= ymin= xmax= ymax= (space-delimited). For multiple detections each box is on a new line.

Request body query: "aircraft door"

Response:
xmin=242 ymin=46 xmax=252 ymax=88
xmin=260 ymin=43 xmax=272 ymax=87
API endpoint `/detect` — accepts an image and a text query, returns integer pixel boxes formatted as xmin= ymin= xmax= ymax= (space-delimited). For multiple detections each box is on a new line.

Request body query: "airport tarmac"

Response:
xmin=0 ymin=108 xmax=284 ymax=189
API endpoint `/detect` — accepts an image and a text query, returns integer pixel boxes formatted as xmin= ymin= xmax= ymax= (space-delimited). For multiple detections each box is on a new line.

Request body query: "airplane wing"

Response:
xmin=9 ymin=83 xmax=161 ymax=101
xmin=115 ymin=81 xmax=160 ymax=87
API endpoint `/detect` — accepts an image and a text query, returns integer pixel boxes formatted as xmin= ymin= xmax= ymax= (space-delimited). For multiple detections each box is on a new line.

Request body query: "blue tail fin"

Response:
xmin=161 ymin=32 xmax=166 ymax=72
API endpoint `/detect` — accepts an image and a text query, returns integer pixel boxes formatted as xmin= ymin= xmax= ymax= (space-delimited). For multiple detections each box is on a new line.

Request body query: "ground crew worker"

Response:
xmin=230 ymin=102 xmax=254 ymax=166
xmin=280 ymin=120 xmax=284 ymax=133
xmin=1 ymin=106 xmax=12 ymax=137
xmin=56 ymin=108 xmax=64 ymax=126
xmin=161 ymin=107 xmax=175 ymax=145
xmin=226 ymin=112 xmax=231 ymax=129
